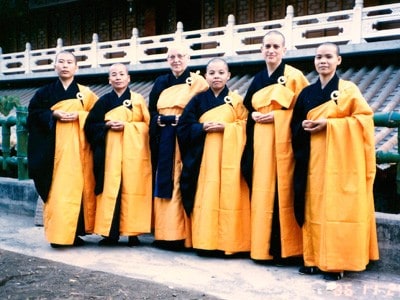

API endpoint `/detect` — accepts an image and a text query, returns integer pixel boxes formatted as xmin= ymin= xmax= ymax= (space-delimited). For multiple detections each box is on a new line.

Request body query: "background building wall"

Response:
xmin=0 ymin=0 xmax=394 ymax=54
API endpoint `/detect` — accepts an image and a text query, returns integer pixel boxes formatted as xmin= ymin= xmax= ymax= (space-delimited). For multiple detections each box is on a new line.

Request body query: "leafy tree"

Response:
xmin=0 ymin=96 xmax=21 ymax=116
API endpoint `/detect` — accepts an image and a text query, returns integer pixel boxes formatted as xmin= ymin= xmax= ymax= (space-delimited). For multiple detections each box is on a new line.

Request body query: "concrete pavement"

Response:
xmin=0 ymin=210 xmax=399 ymax=300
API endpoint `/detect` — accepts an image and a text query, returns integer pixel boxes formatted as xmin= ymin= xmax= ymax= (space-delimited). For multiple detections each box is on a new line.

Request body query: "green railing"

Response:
xmin=374 ymin=112 xmax=400 ymax=196
xmin=374 ymin=112 xmax=400 ymax=162
xmin=0 ymin=106 xmax=28 ymax=179
xmin=1 ymin=110 xmax=400 ymax=182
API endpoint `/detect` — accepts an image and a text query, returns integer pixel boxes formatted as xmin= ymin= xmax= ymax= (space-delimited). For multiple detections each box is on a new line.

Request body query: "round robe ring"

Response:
xmin=76 ymin=92 xmax=84 ymax=100
xmin=277 ymin=76 xmax=286 ymax=85
xmin=224 ymin=96 xmax=232 ymax=104
xmin=123 ymin=99 xmax=132 ymax=107
xmin=330 ymin=90 xmax=340 ymax=101
xmin=186 ymin=77 xmax=193 ymax=86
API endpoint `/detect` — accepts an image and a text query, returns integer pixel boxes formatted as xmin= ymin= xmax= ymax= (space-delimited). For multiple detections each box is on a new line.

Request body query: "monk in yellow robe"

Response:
xmin=178 ymin=58 xmax=250 ymax=256
xmin=241 ymin=31 xmax=309 ymax=262
xmin=28 ymin=51 xmax=98 ymax=247
xmin=149 ymin=43 xmax=208 ymax=251
xmin=84 ymin=63 xmax=152 ymax=246
xmin=291 ymin=42 xmax=379 ymax=280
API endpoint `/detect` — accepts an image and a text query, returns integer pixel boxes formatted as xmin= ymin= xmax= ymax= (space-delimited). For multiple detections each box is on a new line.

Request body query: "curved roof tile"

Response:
xmin=1 ymin=64 xmax=399 ymax=155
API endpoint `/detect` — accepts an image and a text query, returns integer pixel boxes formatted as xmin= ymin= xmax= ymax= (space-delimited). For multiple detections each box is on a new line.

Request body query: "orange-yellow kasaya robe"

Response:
xmin=304 ymin=79 xmax=379 ymax=271
xmin=44 ymin=85 xmax=97 ymax=245
xmin=250 ymin=65 xmax=308 ymax=260
xmin=94 ymin=92 xmax=152 ymax=237
xmin=192 ymin=91 xmax=250 ymax=253
xmin=153 ymin=72 xmax=208 ymax=247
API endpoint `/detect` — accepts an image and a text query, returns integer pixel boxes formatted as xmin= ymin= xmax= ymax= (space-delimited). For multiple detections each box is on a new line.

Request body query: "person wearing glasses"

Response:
xmin=291 ymin=42 xmax=379 ymax=280
xmin=149 ymin=43 xmax=208 ymax=251
xmin=241 ymin=30 xmax=309 ymax=264
xmin=84 ymin=63 xmax=152 ymax=247
xmin=178 ymin=58 xmax=250 ymax=257
xmin=27 ymin=50 xmax=98 ymax=248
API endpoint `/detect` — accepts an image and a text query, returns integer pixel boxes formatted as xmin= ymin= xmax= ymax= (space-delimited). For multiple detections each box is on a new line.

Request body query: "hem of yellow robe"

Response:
xmin=251 ymin=252 xmax=303 ymax=260
xmin=153 ymin=231 xmax=192 ymax=245
xmin=192 ymin=234 xmax=251 ymax=253
xmin=153 ymin=195 xmax=192 ymax=242
xmin=194 ymin=246 xmax=250 ymax=254
xmin=119 ymin=232 xmax=150 ymax=236
xmin=305 ymin=256 xmax=380 ymax=273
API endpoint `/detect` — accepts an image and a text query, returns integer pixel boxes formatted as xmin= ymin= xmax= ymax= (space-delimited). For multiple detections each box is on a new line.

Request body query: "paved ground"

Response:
xmin=1 ymin=211 xmax=399 ymax=300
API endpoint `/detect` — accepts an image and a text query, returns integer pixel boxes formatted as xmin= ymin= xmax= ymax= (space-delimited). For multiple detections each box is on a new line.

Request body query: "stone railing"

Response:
xmin=0 ymin=1 xmax=399 ymax=78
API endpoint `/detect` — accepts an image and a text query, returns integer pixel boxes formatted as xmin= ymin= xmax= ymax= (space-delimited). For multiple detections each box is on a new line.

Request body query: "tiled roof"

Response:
xmin=1 ymin=64 xmax=399 ymax=154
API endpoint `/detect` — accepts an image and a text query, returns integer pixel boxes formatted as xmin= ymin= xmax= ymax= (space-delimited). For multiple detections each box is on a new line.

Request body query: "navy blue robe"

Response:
xmin=148 ymin=69 xmax=191 ymax=198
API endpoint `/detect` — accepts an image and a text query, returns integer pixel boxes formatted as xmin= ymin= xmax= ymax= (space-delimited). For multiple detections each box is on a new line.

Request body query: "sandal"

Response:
xmin=298 ymin=266 xmax=321 ymax=275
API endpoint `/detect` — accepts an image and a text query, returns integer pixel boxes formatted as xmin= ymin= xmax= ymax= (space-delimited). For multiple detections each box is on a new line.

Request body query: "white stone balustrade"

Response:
xmin=0 ymin=2 xmax=399 ymax=79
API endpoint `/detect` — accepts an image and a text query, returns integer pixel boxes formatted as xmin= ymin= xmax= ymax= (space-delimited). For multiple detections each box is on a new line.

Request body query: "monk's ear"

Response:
xmin=337 ymin=55 xmax=342 ymax=66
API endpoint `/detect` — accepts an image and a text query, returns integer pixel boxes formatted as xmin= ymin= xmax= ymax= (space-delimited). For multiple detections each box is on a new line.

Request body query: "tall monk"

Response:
xmin=241 ymin=30 xmax=309 ymax=263
xmin=291 ymin=42 xmax=379 ymax=280
xmin=178 ymin=58 xmax=250 ymax=256
xmin=149 ymin=43 xmax=208 ymax=251
xmin=27 ymin=50 xmax=98 ymax=248
xmin=84 ymin=63 xmax=152 ymax=246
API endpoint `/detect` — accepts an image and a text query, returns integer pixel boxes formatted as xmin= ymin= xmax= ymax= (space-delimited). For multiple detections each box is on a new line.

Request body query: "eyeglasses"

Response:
xmin=167 ymin=54 xmax=186 ymax=60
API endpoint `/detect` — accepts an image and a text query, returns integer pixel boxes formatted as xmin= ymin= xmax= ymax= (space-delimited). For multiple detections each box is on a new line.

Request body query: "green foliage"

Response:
xmin=0 ymin=96 xmax=21 ymax=116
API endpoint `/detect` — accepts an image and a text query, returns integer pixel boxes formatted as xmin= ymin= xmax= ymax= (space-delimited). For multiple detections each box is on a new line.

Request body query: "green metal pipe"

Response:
xmin=1 ymin=116 xmax=14 ymax=171
xmin=376 ymin=150 xmax=400 ymax=163
xmin=373 ymin=112 xmax=400 ymax=128
xmin=373 ymin=112 xmax=400 ymax=195
xmin=16 ymin=106 xmax=29 ymax=180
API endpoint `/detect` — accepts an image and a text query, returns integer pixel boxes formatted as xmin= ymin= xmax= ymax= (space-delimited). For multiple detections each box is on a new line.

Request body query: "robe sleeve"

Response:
xmin=177 ymin=96 xmax=207 ymax=215
xmin=84 ymin=98 xmax=108 ymax=194
xmin=27 ymin=86 xmax=57 ymax=201
xmin=291 ymin=89 xmax=311 ymax=227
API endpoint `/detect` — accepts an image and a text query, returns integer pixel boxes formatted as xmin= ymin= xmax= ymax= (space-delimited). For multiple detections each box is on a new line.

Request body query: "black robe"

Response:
xmin=27 ymin=79 xmax=80 ymax=201
xmin=148 ymin=69 xmax=191 ymax=191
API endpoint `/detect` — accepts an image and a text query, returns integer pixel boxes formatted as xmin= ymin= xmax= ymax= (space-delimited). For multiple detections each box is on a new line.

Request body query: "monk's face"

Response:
xmin=54 ymin=52 xmax=78 ymax=81
xmin=314 ymin=44 xmax=342 ymax=78
xmin=261 ymin=33 xmax=286 ymax=69
xmin=167 ymin=47 xmax=190 ymax=77
xmin=108 ymin=64 xmax=130 ymax=93
xmin=205 ymin=60 xmax=230 ymax=95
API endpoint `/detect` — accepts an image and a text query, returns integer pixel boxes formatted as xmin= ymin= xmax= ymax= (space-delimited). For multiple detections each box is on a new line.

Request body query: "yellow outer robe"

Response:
xmin=153 ymin=72 xmax=208 ymax=246
xmin=44 ymin=85 xmax=97 ymax=245
xmin=250 ymin=66 xmax=308 ymax=260
xmin=94 ymin=92 xmax=152 ymax=236
xmin=304 ymin=79 xmax=379 ymax=271
xmin=193 ymin=92 xmax=250 ymax=253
